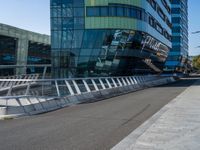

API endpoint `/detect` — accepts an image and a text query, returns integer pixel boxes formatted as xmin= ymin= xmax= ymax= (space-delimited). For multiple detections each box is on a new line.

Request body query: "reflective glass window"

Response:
xmin=109 ymin=7 xmax=117 ymax=16
xmin=87 ymin=7 xmax=100 ymax=16
xmin=100 ymin=7 xmax=108 ymax=16
xmin=116 ymin=7 xmax=124 ymax=16
xmin=74 ymin=8 xmax=84 ymax=17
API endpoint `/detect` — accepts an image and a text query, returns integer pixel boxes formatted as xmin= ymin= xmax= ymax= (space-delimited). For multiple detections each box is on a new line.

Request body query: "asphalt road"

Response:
xmin=0 ymin=78 xmax=197 ymax=150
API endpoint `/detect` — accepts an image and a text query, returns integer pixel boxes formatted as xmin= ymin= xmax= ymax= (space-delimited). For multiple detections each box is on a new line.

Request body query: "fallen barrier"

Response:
xmin=0 ymin=75 xmax=176 ymax=119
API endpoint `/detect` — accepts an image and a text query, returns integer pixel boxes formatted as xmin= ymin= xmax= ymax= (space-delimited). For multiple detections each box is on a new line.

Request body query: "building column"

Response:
xmin=16 ymin=38 xmax=29 ymax=75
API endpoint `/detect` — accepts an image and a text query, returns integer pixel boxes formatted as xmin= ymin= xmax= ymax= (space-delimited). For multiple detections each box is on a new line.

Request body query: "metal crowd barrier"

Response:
xmin=0 ymin=74 xmax=39 ymax=94
xmin=0 ymin=75 xmax=176 ymax=118
xmin=0 ymin=75 xmax=159 ymax=98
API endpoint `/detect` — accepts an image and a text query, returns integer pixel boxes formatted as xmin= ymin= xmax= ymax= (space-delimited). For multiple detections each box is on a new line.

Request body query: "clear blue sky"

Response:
xmin=0 ymin=0 xmax=199 ymax=56
xmin=0 ymin=0 xmax=50 ymax=34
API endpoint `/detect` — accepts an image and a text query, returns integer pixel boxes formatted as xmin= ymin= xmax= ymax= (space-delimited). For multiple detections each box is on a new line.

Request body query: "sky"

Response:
xmin=0 ymin=0 xmax=50 ymax=34
xmin=0 ymin=0 xmax=199 ymax=56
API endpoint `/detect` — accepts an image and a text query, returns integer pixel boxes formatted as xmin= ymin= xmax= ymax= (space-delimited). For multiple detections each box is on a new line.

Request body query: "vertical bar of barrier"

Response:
xmin=99 ymin=79 xmax=106 ymax=89
xmin=16 ymin=75 xmax=22 ymax=85
xmin=25 ymin=82 xmax=31 ymax=96
xmin=132 ymin=77 xmax=138 ymax=84
xmin=42 ymin=66 xmax=47 ymax=79
xmin=135 ymin=77 xmax=140 ymax=84
xmin=6 ymin=81 xmax=14 ymax=96
xmin=0 ymin=80 xmax=4 ymax=88
xmin=72 ymin=80 xmax=81 ymax=95
xmin=55 ymin=80 xmax=61 ymax=97
xmin=83 ymin=79 xmax=91 ymax=92
xmin=91 ymin=79 xmax=99 ymax=91
xmin=65 ymin=80 xmax=75 ymax=95
xmin=129 ymin=77 xmax=134 ymax=84
xmin=121 ymin=78 xmax=127 ymax=86
xmin=105 ymin=78 xmax=112 ymax=88
xmin=4 ymin=77 xmax=10 ymax=87
xmin=117 ymin=78 xmax=123 ymax=87
xmin=111 ymin=78 xmax=117 ymax=88
xmin=125 ymin=77 xmax=131 ymax=85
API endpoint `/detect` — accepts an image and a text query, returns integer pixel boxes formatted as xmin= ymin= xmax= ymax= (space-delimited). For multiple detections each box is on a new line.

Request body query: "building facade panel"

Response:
xmin=164 ymin=0 xmax=189 ymax=74
xmin=0 ymin=23 xmax=51 ymax=76
xmin=51 ymin=0 xmax=172 ymax=78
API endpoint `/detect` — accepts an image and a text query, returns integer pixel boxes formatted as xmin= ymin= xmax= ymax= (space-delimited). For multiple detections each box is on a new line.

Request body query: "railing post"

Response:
xmin=6 ymin=82 xmax=14 ymax=96
xmin=16 ymin=75 xmax=22 ymax=85
xmin=55 ymin=80 xmax=61 ymax=97
xmin=99 ymin=79 xmax=106 ymax=89
xmin=25 ymin=82 xmax=31 ymax=96
xmin=132 ymin=77 xmax=138 ymax=84
xmin=111 ymin=78 xmax=117 ymax=88
xmin=141 ymin=76 xmax=145 ymax=83
xmin=4 ymin=77 xmax=10 ymax=87
xmin=129 ymin=77 xmax=134 ymax=84
xmin=117 ymin=78 xmax=123 ymax=87
xmin=105 ymin=78 xmax=112 ymax=88
xmin=42 ymin=66 xmax=47 ymax=79
xmin=23 ymin=75 xmax=28 ymax=84
xmin=72 ymin=80 xmax=81 ymax=95
xmin=65 ymin=80 xmax=75 ymax=95
xmin=121 ymin=78 xmax=127 ymax=86
xmin=0 ymin=81 xmax=4 ymax=88
xmin=91 ymin=79 xmax=99 ymax=91
xmin=140 ymin=76 xmax=143 ymax=84
xmin=125 ymin=77 xmax=131 ymax=85
xmin=135 ymin=77 xmax=140 ymax=84
xmin=83 ymin=79 xmax=91 ymax=92
xmin=8 ymin=77 xmax=13 ymax=87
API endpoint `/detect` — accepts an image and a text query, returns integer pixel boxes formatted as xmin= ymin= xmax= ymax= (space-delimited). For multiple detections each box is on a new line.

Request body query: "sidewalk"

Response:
xmin=112 ymin=78 xmax=200 ymax=150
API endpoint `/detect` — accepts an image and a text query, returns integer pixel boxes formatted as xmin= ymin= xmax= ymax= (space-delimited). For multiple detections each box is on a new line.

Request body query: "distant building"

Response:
xmin=0 ymin=23 xmax=51 ymax=76
xmin=51 ymin=0 xmax=172 ymax=78
xmin=164 ymin=0 xmax=189 ymax=74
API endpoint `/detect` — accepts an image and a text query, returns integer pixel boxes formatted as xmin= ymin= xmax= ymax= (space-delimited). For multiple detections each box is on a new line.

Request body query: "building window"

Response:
xmin=86 ymin=5 xmax=143 ymax=20
xmin=109 ymin=6 xmax=117 ymax=16
xmin=156 ymin=23 xmax=163 ymax=34
xmin=157 ymin=7 xmax=166 ymax=21
xmin=100 ymin=7 xmax=109 ymax=16
xmin=87 ymin=7 xmax=100 ymax=16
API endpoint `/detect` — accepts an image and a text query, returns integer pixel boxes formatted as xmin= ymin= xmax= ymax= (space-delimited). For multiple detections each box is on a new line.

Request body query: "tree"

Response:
xmin=193 ymin=55 xmax=200 ymax=70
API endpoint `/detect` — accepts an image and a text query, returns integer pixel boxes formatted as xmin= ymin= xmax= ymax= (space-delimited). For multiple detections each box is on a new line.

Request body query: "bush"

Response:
xmin=193 ymin=55 xmax=200 ymax=70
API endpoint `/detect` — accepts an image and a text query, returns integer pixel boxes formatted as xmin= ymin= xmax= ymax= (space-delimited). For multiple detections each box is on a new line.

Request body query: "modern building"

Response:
xmin=164 ymin=0 xmax=189 ymax=74
xmin=51 ymin=0 xmax=172 ymax=78
xmin=0 ymin=23 xmax=51 ymax=76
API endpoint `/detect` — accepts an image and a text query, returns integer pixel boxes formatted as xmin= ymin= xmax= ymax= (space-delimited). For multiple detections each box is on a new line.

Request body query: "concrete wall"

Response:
xmin=0 ymin=23 xmax=50 ymax=74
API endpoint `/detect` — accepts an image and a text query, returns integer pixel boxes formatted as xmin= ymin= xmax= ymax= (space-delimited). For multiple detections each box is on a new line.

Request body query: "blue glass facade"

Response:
xmin=164 ymin=0 xmax=189 ymax=73
xmin=51 ymin=0 xmax=172 ymax=78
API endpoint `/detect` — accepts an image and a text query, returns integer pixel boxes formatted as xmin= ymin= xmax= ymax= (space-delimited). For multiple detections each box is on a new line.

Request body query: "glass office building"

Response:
xmin=164 ymin=0 xmax=188 ymax=74
xmin=51 ymin=0 xmax=172 ymax=78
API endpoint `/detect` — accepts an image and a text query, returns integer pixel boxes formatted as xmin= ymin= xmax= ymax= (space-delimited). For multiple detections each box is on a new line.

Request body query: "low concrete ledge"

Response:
xmin=0 ymin=77 xmax=177 ymax=119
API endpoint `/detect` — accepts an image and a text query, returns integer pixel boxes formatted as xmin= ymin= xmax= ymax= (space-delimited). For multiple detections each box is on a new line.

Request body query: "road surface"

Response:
xmin=0 ymin=78 xmax=197 ymax=150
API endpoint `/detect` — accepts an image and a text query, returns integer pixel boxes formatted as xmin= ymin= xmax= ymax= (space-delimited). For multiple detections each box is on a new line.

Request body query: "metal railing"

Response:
xmin=0 ymin=75 xmax=159 ymax=99
xmin=0 ymin=74 xmax=39 ymax=94
xmin=0 ymin=64 xmax=51 ymax=79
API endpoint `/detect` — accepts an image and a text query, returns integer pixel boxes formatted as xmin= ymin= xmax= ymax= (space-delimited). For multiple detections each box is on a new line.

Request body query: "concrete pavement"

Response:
xmin=112 ymin=77 xmax=200 ymax=150
xmin=0 ymin=78 xmax=197 ymax=150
